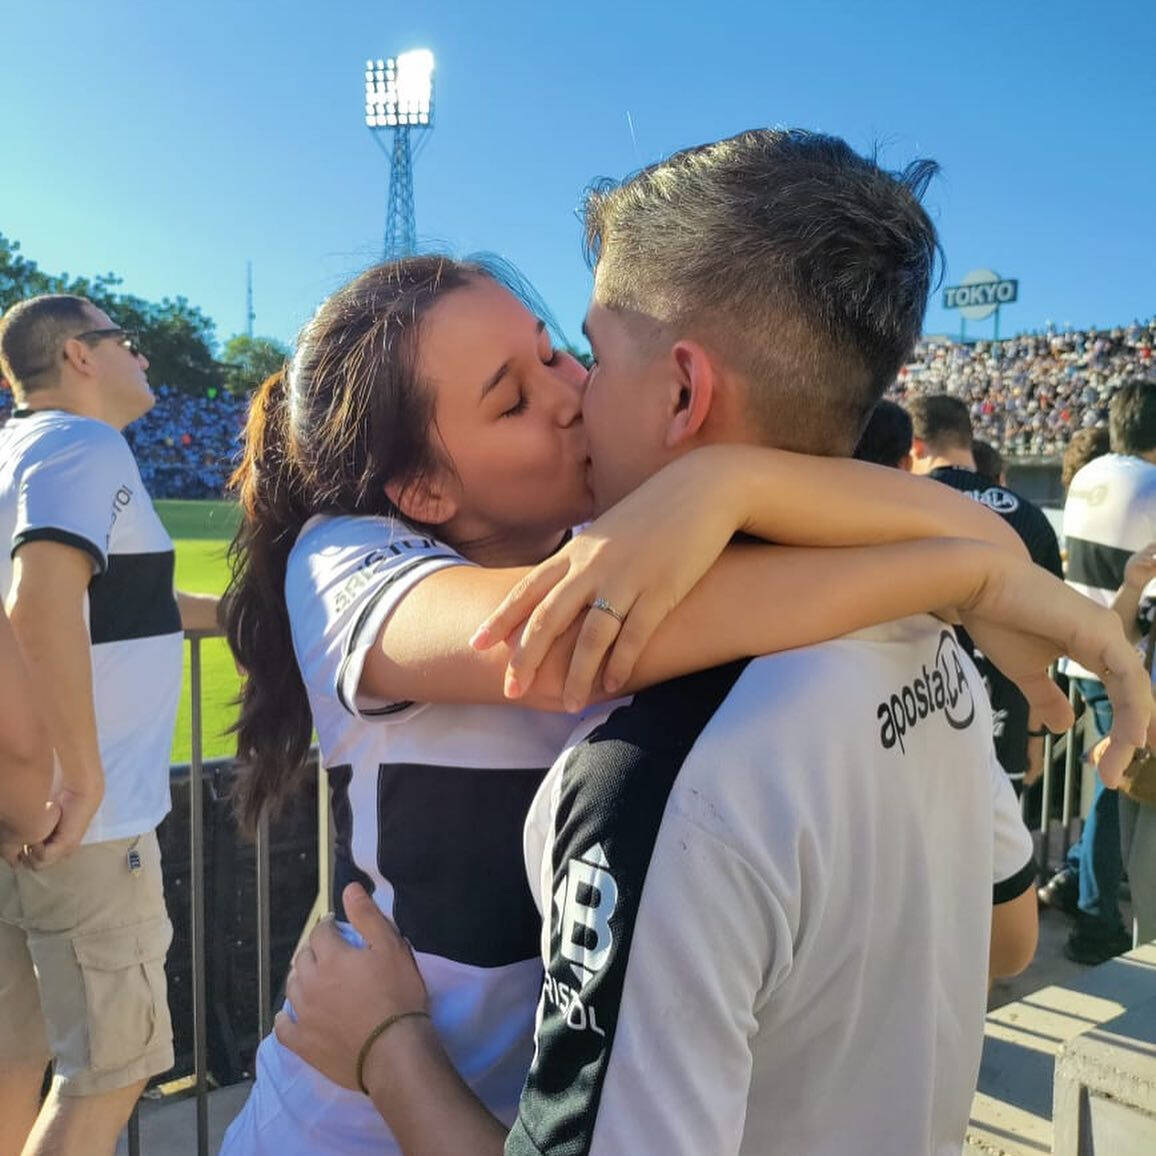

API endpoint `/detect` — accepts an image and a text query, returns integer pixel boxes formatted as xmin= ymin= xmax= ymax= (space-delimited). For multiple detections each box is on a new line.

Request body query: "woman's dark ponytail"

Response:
xmin=224 ymin=369 xmax=314 ymax=836
xmin=223 ymin=256 xmax=478 ymax=835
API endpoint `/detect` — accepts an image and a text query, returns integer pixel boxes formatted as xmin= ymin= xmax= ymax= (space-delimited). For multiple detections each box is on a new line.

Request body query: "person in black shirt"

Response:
xmin=908 ymin=394 xmax=1064 ymax=789
xmin=853 ymin=399 xmax=914 ymax=471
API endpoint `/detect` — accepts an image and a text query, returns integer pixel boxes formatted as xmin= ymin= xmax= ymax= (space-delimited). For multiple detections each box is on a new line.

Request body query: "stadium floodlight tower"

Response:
xmin=364 ymin=48 xmax=435 ymax=259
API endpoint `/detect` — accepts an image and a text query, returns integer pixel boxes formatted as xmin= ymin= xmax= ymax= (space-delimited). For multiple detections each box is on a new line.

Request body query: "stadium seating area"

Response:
xmin=890 ymin=318 xmax=1155 ymax=457
xmin=1 ymin=319 xmax=1152 ymax=496
xmin=0 ymin=385 xmax=249 ymax=499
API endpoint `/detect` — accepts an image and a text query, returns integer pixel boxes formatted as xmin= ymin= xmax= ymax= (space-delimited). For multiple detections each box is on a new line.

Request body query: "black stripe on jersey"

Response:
xmin=335 ymin=553 xmax=458 ymax=717
xmin=1066 ymin=536 xmax=1133 ymax=594
xmin=88 ymin=551 xmax=181 ymax=644
xmin=993 ymin=857 xmax=1037 ymax=905
xmin=327 ymin=765 xmax=378 ymax=919
xmin=377 ymin=761 xmax=548 ymax=967
xmin=12 ymin=527 xmax=106 ymax=574
xmin=507 ymin=660 xmax=750 ymax=1156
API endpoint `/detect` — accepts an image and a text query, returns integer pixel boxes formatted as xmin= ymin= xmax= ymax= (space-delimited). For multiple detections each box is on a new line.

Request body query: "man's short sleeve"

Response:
xmin=12 ymin=425 xmax=134 ymax=574
xmin=991 ymin=746 xmax=1036 ymax=904
xmin=285 ymin=514 xmax=468 ymax=722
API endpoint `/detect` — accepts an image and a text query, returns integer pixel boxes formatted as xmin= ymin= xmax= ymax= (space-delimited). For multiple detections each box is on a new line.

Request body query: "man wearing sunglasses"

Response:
xmin=0 ymin=294 xmax=218 ymax=1156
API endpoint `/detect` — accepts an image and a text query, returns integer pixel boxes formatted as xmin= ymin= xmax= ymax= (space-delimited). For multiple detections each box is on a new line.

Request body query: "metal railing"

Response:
xmin=1027 ymin=672 xmax=1096 ymax=872
xmin=125 ymin=631 xmax=331 ymax=1155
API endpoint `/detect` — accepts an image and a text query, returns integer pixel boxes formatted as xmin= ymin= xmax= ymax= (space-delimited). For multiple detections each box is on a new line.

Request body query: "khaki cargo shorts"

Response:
xmin=0 ymin=830 xmax=174 ymax=1096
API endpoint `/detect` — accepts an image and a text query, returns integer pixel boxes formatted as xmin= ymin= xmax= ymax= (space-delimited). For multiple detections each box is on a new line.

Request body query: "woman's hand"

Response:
xmin=471 ymin=448 xmax=749 ymax=711
xmin=275 ymin=884 xmax=429 ymax=1091
xmin=957 ymin=555 xmax=1156 ymax=788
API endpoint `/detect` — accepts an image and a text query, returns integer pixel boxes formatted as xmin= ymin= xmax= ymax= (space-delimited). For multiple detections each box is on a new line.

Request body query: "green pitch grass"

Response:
xmin=157 ymin=500 xmax=242 ymax=765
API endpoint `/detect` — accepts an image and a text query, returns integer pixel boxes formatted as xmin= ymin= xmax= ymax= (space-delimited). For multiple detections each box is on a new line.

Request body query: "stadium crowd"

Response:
xmin=1 ymin=320 xmax=1152 ymax=497
xmin=0 ymin=383 xmax=249 ymax=498
xmin=890 ymin=318 xmax=1156 ymax=458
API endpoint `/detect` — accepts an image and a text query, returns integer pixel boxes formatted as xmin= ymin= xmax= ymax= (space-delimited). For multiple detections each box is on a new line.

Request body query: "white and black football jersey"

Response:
xmin=225 ymin=512 xmax=579 ymax=1156
xmin=0 ymin=408 xmax=181 ymax=842
xmin=515 ymin=616 xmax=1034 ymax=1156
xmin=1063 ymin=452 xmax=1156 ymax=679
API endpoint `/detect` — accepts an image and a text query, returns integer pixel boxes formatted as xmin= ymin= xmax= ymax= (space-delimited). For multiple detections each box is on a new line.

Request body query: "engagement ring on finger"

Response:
xmin=590 ymin=597 xmax=625 ymax=624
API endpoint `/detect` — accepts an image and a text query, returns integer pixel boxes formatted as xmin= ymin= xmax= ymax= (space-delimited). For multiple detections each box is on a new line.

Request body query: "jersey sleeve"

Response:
xmin=285 ymin=515 xmax=468 ymax=721
xmin=11 ymin=424 xmax=134 ymax=574
xmin=991 ymin=746 xmax=1035 ymax=904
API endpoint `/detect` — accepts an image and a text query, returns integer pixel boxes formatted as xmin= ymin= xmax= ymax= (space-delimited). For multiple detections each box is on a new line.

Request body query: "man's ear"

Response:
xmin=664 ymin=339 xmax=717 ymax=449
xmin=384 ymin=470 xmax=459 ymax=527
xmin=60 ymin=336 xmax=96 ymax=378
xmin=898 ymin=452 xmax=914 ymax=473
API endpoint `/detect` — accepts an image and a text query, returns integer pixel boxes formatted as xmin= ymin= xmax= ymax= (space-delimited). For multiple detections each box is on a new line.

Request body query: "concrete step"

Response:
xmin=115 ymin=1081 xmax=251 ymax=1156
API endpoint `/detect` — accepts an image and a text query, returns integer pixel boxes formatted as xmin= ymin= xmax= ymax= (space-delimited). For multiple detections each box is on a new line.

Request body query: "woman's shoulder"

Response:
xmin=290 ymin=511 xmax=458 ymax=560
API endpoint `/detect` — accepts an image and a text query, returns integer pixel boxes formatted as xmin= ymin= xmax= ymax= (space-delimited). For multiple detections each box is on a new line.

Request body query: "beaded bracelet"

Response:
xmin=356 ymin=1010 xmax=431 ymax=1095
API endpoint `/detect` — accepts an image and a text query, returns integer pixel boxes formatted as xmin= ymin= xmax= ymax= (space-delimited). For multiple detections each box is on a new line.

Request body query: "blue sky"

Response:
xmin=3 ymin=0 xmax=1152 ymax=352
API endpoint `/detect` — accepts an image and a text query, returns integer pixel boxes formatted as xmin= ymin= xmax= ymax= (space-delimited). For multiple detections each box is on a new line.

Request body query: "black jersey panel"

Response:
xmin=87 ymin=550 xmax=181 ymax=644
xmin=376 ymin=762 xmax=547 ymax=967
xmin=993 ymin=857 xmax=1037 ymax=905
xmin=328 ymin=765 xmax=378 ymax=919
xmin=1066 ymin=536 xmax=1133 ymax=594
xmin=928 ymin=468 xmax=1062 ymax=776
xmin=509 ymin=660 xmax=750 ymax=1156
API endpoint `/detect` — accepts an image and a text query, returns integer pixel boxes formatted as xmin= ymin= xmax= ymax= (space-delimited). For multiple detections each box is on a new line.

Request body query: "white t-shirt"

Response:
xmin=513 ymin=617 xmax=1034 ymax=1156
xmin=0 ymin=409 xmax=181 ymax=842
xmin=223 ymin=513 xmax=579 ymax=1156
xmin=1062 ymin=452 xmax=1156 ymax=679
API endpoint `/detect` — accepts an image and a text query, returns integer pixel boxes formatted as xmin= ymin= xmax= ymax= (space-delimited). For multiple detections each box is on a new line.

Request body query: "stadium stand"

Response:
xmin=1 ymin=319 xmax=1151 ymax=495
xmin=0 ymin=384 xmax=249 ymax=499
xmin=890 ymin=319 xmax=1155 ymax=457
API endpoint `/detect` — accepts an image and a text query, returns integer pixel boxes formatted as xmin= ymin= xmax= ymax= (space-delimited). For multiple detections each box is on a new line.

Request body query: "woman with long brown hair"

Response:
xmin=219 ymin=255 xmax=1132 ymax=1154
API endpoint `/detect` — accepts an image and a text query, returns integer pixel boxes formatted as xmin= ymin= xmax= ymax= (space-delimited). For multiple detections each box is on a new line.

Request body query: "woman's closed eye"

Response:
xmin=500 ymin=391 xmax=528 ymax=418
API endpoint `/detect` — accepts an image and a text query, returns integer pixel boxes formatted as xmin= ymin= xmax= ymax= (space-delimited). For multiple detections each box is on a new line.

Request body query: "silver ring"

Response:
xmin=590 ymin=597 xmax=625 ymax=624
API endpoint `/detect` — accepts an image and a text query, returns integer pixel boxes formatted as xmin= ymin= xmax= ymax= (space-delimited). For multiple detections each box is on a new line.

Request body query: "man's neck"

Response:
xmin=924 ymin=449 xmax=976 ymax=473
xmin=14 ymin=388 xmax=120 ymax=429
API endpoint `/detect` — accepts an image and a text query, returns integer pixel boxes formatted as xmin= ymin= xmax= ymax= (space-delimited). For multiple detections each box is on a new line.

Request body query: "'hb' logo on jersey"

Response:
xmin=553 ymin=842 xmax=619 ymax=988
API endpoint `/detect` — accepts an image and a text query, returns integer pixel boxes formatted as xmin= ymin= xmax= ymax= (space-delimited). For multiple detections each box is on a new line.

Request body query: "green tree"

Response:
xmin=0 ymin=233 xmax=221 ymax=397
xmin=219 ymin=334 xmax=290 ymax=396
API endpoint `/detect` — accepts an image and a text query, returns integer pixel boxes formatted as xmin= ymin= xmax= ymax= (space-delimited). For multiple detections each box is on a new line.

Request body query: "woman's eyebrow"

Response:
xmin=478 ymin=321 xmax=547 ymax=402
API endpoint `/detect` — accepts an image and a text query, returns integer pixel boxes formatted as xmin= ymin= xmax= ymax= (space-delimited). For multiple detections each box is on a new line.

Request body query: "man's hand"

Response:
xmin=0 ymin=799 xmax=61 ymax=865
xmin=275 ymin=884 xmax=429 ymax=1091
xmin=177 ymin=591 xmax=222 ymax=635
xmin=1122 ymin=541 xmax=1156 ymax=593
xmin=24 ymin=785 xmax=101 ymax=867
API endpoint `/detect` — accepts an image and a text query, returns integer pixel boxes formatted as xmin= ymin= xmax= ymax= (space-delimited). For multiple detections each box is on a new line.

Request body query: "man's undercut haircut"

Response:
xmin=853 ymin=399 xmax=913 ymax=468
xmin=582 ymin=128 xmax=941 ymax=455
xmin=907 ymin=393 xmax=973 ymax=452
xmin=1108 ymin=380 xmax=1156 ymax=455
xmin=0 ymin=294 xmax=93 ymax=396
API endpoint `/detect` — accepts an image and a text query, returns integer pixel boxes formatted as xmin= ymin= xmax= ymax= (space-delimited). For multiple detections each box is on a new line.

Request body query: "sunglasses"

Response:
xmin=76 ymin=328 xmax=144 ymax=358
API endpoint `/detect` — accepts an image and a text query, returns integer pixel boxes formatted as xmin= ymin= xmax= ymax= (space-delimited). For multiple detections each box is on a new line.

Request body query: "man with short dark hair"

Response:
xmin=972 ymin=438 xmax=1005 ymax=487
xmin=272 ymin=131 xmax=1147 ymax=1155
xmin=853 ymin=398 xmax=914 ymax=469
xmin=1045 ymin=380 xmax=1156 ymax=963
xmin=907 ymin=393 xmax=1063 ymax=793
xmin=0 ymin=294 xmax=218 ymax=1156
